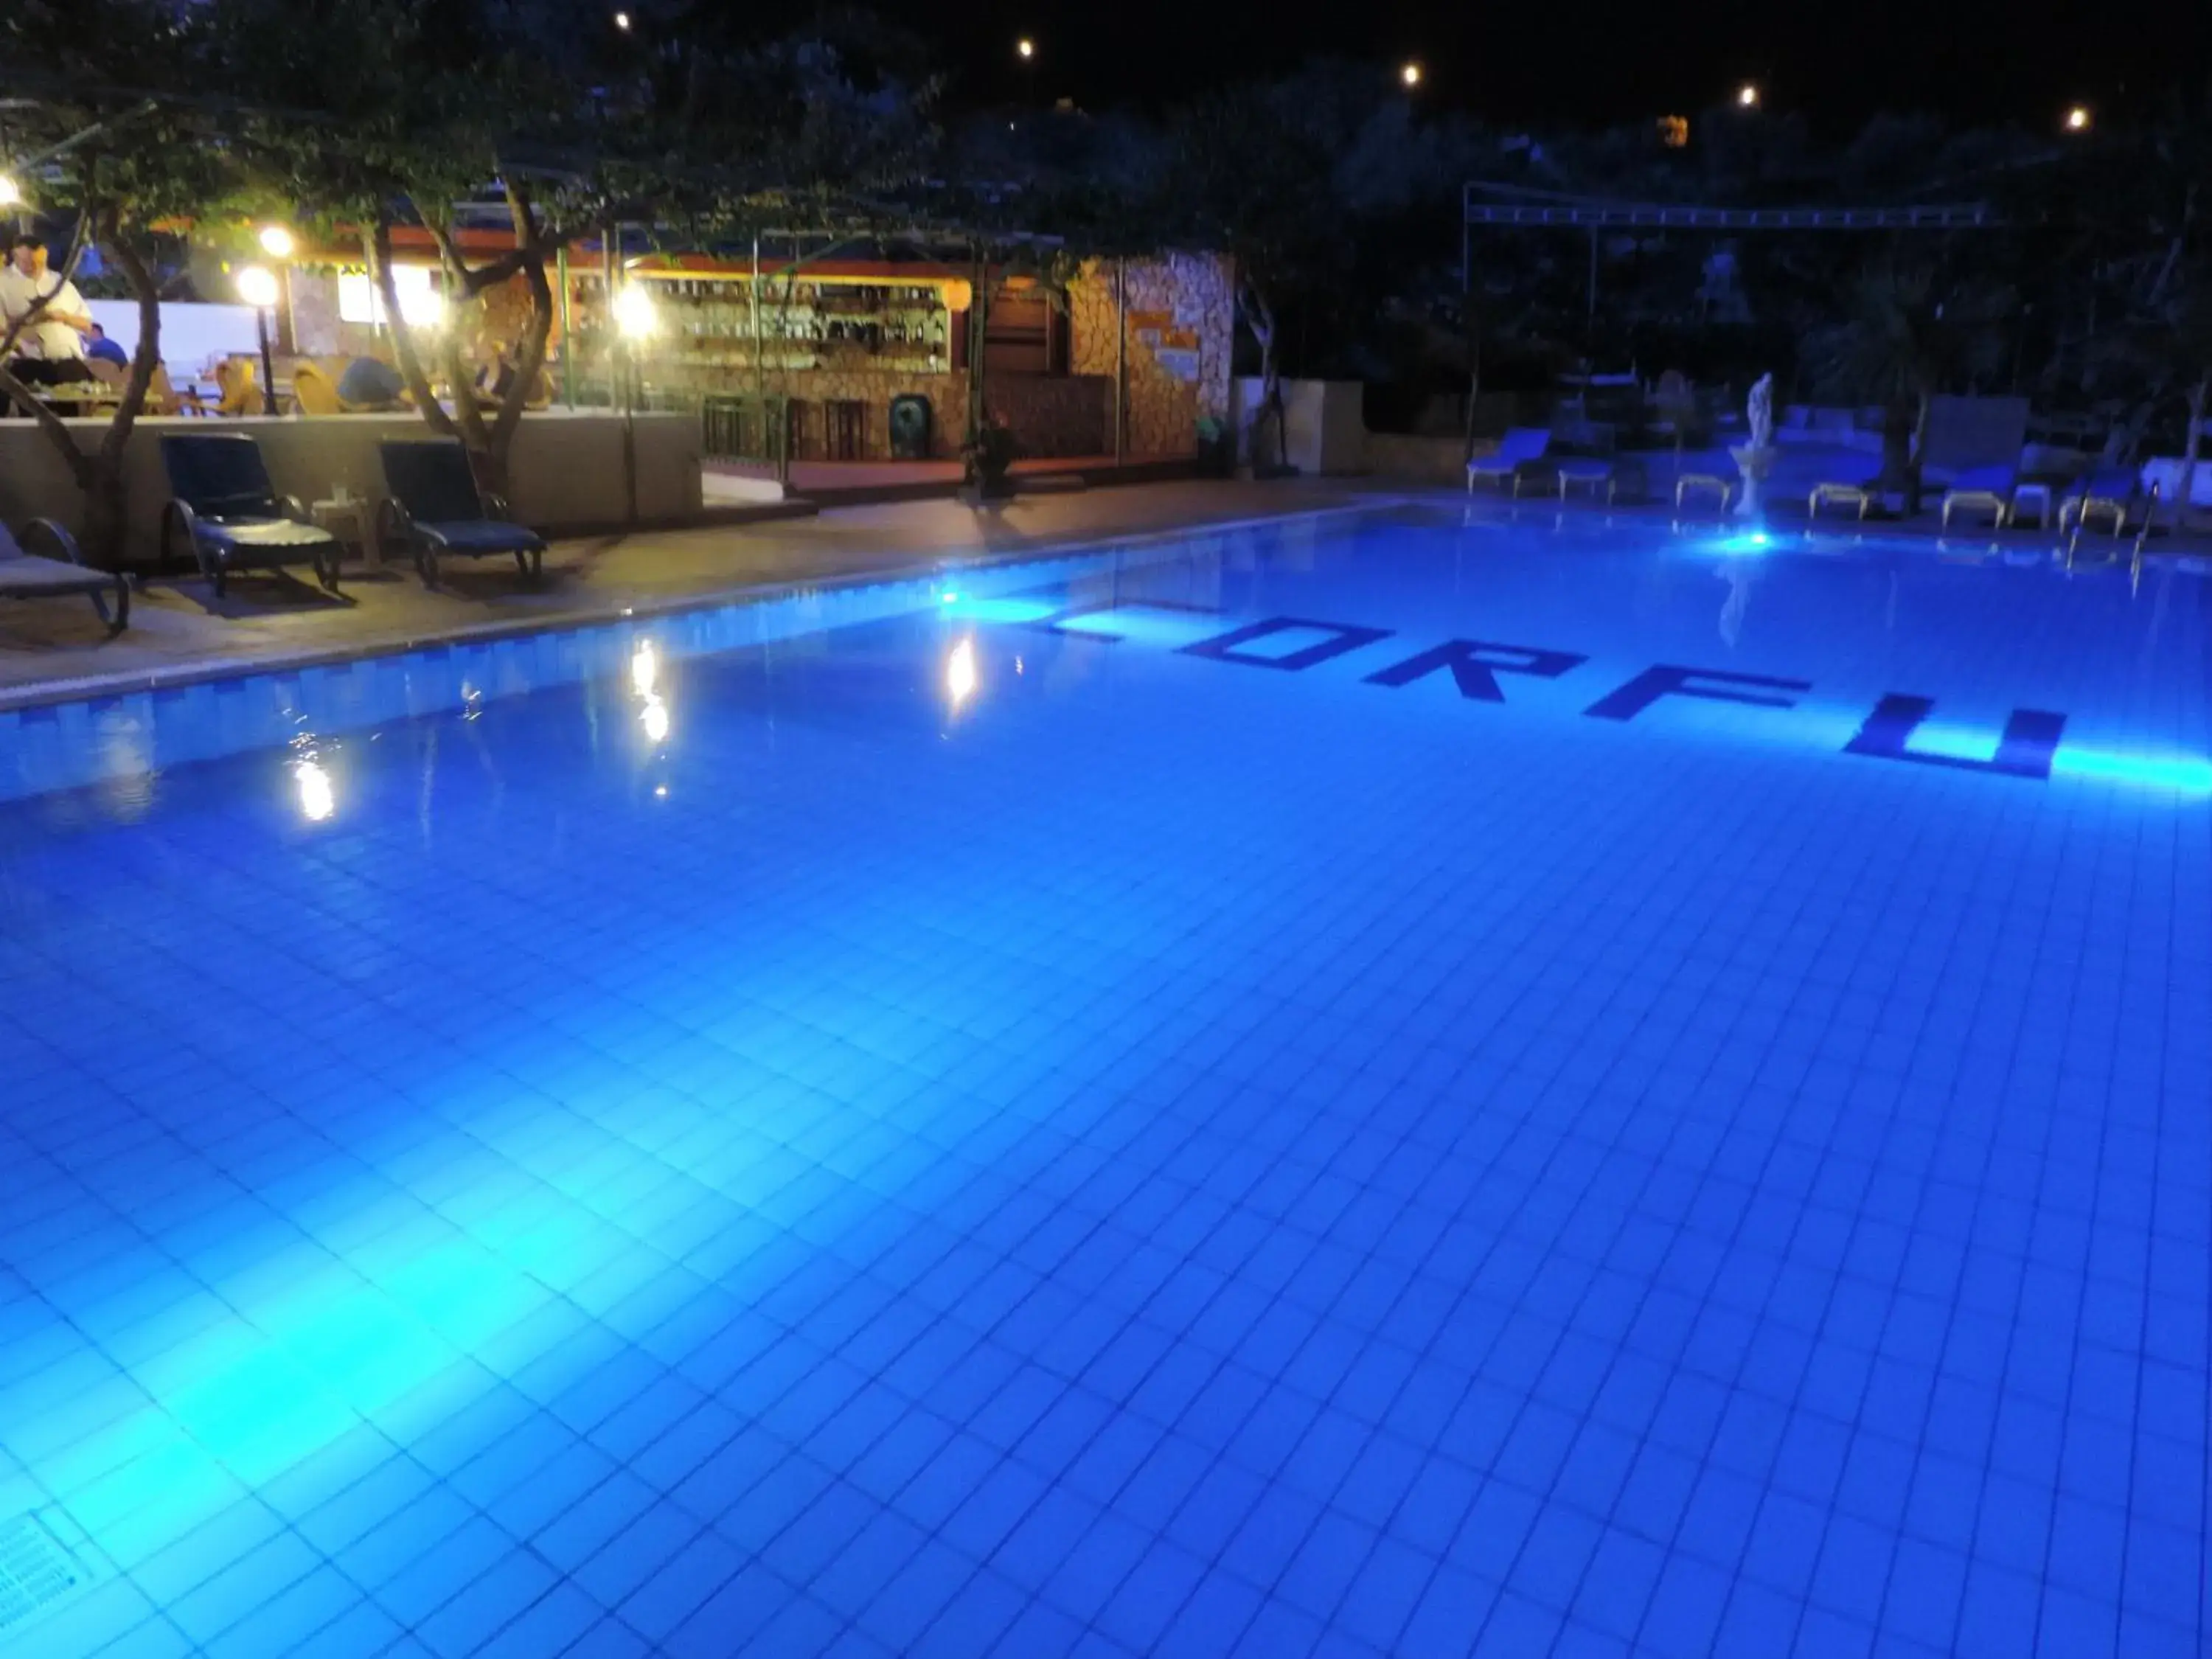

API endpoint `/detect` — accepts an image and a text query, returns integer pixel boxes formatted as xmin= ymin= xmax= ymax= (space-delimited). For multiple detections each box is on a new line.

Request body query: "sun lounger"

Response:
xmin=159 ymin=433 xmax=342 ymax=597
xmin=378 ymin=439 xmax=546 ymax=587
xmin=2059 ymin=466 xmax=2146 ymax=537
xmin=1466 ymin=427 xmax=1554 ymax=495
xmin=1941 ymin=464 xmax=2017 ymax=529
xmin=0 ymin=518 xmax=128 ymax=632
xmin=1554 ymin=456 xmax=1635 ymax=504
xmin=1809 ymin=482 xmax=1874 ymax=520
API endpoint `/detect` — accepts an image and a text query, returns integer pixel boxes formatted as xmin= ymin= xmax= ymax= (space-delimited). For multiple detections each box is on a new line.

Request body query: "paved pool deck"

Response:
xmin=0 ymin=481 xmax=1361 ymax=711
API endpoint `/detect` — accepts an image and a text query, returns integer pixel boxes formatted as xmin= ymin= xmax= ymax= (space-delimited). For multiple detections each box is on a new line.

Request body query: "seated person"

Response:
xmin=473 ymin=340 xmax=517 ymax=404
xmin=0 ymin=235 xmax=97 ymax=404
xmin=335 ymin=351 xmax=408 ymax=410
xmin=85 ymin=322 xmax=129 ymax=369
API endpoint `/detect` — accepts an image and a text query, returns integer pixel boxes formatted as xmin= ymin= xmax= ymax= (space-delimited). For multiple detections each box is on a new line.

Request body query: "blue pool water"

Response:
xmin=1 ymin=505 xmax=2206 ymax=1658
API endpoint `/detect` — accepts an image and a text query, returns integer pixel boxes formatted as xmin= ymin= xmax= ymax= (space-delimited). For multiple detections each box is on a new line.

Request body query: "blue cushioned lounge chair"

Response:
xmin=159 ymin=433 xmax=341 ymax=597
xmin=1940 ymin=463 xmax=2018 ymax=529
xmin=1465 ymin=427 xmax=1554 ymax=495
xmin=377 ymin=439 xmax=546 ymax=587
xmin=0 ymin=518 xmax=128 ymax=632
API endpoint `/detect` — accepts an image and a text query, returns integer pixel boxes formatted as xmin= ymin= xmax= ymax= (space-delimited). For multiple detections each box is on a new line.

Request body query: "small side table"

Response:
xmin=312 ymin=497 xmax=383 ymax=572
xmin=2008 ymin=481 xmax=2054 ymax=529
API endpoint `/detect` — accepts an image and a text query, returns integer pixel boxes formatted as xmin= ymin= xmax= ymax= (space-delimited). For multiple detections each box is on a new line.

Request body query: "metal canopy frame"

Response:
xmin=1462 ymin=181 xmax=2000 ymax=234
xmin=1455 ymin=180 xmax=2014 ymax=454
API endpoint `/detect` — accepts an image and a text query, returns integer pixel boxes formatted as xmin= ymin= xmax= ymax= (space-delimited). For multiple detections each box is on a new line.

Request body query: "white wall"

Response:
xmin=86 ymin=301 xmax=262 ymax=382
xmin=1230 ymin=378 xmax=1367 ymax=475
xmin=0 ymin=411 xmax=703 ymax=567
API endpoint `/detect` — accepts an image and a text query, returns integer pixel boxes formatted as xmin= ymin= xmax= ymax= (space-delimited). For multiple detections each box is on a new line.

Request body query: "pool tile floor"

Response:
xmin=1 ymin=508 xmax=2207 ymax=1657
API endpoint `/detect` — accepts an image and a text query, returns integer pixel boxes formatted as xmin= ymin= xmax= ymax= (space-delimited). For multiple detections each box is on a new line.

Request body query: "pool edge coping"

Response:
xmin=0 ymin=498 xmax=1392 ymax=719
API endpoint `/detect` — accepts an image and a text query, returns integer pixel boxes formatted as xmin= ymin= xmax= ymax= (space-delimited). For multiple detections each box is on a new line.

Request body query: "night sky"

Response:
xmin=917 ymin=0 xmax=2211 ymax=133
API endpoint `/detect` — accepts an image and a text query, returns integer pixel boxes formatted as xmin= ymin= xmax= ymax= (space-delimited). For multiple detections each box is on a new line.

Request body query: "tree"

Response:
xmin=214 ymin=0 xmax=568 ymax=495
xmin=0 ymin=0 xmax=239 ymax=563
xmin=1150 ymin=77 xmax=1365 ymax=472
xmin=1801 ymin=254 xmax=2011 ymax=512
xmin=218 ymin=0 xmax=939 ymax=494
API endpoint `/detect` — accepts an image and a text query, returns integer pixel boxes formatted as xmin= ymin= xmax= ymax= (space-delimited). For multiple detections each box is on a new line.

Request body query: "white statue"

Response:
xmin=1731 ymin=372 xmax=1778 ymax=520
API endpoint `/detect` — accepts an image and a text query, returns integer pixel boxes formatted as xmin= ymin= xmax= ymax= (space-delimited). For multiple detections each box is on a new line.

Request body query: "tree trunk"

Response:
xmin=1242 ymin=277 xmax=1286 ymax=473
xmin=369 ymin=218 xmax=462 ymax=447
xmin=482 ymin=181 xmax=557 ymax=498
xmin=0 ymin=210 xmax=156 ymax=568
xmin=1905 ymin=389 xmax=1930 ymax=515
xmin=2179 ymin=377 xmax=2208 ymax=529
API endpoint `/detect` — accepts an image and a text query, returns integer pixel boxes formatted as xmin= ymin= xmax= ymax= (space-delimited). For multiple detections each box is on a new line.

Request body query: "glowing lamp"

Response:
xmin=613 ymin=10 xmax=631 ymax=28
xmin=2065 ymin=105 xmax=2091 ymax=133
xmin=1737 ymin=83 xmax=1760 ymax=108
xmin=257 ymin=224 xmax=296 ymax=259
xmin=236 ymin=265 xmax=280 ymax=308
xmin=1401 ymin=62 xmax=1422 ymax=88
xmin=1016 ymin=37 xmax=1034 ymax=60
xmin=0 ymin=176 xmax=21 ymax=209
xmin=613 ymin=283 xmax=657 ymax=339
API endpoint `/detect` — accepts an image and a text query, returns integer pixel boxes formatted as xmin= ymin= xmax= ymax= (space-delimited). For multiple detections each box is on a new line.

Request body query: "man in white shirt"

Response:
xmin=0 ymin=236 xmax=99 ymax=400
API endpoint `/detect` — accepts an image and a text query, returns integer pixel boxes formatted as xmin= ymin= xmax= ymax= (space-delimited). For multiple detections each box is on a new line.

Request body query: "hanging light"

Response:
xmin=2064 ymin=105 xmax=2092 ymax=133
xmin=0 ymin=176 xmax=22 ymax=209
xmin=1016 ymin=37 xmax=1035 ymax=60
xmin=1737 ymin=83 xmax=1761 ymax=109
xmin=1400 ymin=61 xmax=1423 ymax=89
xmin=257 ymin=224 xmax=296 ymax=259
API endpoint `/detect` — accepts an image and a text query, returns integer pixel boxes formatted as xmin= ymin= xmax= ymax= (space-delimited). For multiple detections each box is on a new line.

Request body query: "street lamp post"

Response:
xmin=237 ymin=264 xmax=281 ymax=415
xmin=613 ymin=275 xmax=655 ymax=524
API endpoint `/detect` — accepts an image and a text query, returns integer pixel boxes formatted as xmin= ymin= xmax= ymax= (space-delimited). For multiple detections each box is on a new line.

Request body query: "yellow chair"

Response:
xmin=199 ymin=358 xmax=261 ymax=417
xmin=147 ymin=364 xmax=207 ymax=416
xmin=291 ymin=360 xmax=344 ymax=416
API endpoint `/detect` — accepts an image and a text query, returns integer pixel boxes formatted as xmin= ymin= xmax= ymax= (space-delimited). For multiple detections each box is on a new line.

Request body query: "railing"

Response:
xmin=700 ymin=393 xmax=791 ymax=466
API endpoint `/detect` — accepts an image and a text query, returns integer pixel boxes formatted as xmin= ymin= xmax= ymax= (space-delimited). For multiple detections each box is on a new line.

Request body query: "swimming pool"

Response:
xmin=1 ymin=504 xmax=2205 ymax=1658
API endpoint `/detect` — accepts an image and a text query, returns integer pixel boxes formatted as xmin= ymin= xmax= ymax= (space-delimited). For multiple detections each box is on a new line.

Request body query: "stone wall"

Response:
xmin=1068 ymin=253 xmax=1237 ymax=459
xmin=704 ymin=369 xmax=1108 ymax=462
xmin=734 ymin=369 xmax=966 ymax=460
xmin=988 ymin=375 xmax=1109 ymax=458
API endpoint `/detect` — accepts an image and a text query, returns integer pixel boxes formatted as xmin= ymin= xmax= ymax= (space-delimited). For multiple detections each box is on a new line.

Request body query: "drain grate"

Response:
xmin=0 ymin=1513 xmax=84 ymax=1632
